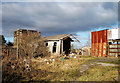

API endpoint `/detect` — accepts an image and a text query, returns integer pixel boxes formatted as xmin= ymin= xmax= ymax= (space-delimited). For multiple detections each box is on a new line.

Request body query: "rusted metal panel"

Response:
xmin=91 ymin=30 xmax=107 ymax=57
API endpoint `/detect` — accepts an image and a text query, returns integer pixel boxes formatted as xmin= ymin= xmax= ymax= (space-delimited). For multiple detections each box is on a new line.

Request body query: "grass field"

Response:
xmin=29 ymin=56 xmax=118 ymax=81
xmin=79 ymin=66 xmax=118 ymax=81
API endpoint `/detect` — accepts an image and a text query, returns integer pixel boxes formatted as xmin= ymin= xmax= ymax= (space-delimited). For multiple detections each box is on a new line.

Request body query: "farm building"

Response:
xmin=43 ymin=34 xmax=74 ymax=55
xmin=13 ymin=29 xmax=78 ymax=57
xmin=81 ymin=46 xmax=91 ymax=56
xmin=91 ymin=28 xmax=120 ymax=57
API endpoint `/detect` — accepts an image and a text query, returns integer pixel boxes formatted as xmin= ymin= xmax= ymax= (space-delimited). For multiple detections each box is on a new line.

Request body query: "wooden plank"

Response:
xmin=109 ymin=52 xmax=120 ymax=53
xmin=109 ymin=48 xmax=120 ymax=49
xmin=109 ymin=44 xmax=120 ymax=45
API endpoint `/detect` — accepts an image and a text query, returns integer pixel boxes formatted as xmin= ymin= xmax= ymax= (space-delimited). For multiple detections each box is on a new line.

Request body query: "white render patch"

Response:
xmin=118 ymin=28 xmax=120 ymax=39
xmin=46 ymin=41 xmax=60 ymax=54
xmin=107 ymin=28 xmax=120 ymax=40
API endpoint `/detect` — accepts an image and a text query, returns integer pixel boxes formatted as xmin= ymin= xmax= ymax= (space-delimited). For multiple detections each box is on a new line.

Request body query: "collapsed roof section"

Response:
xmin=43 ymin=34 xmax=80 ymax=42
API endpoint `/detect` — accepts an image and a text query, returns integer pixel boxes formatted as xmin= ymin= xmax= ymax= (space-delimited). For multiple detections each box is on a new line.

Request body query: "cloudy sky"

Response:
xmin=1 ymin=2 xmax=118 ymax=48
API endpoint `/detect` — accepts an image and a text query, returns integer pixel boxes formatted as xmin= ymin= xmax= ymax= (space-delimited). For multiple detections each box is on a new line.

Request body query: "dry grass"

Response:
xmin=31 ymin=56 xmax=97 ymax=81
xmin=2 ymin=56 xmax=118 ymax=81
xmin=78 ymin=66 xmax=118 ymax=81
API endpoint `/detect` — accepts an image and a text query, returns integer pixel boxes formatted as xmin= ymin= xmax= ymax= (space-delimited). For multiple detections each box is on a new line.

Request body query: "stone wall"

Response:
xmin=14 ymin=29 xmax=41 ymax=46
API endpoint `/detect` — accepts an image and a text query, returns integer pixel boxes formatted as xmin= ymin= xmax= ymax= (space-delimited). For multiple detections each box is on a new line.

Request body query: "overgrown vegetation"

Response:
xmin=30 ymin=57 xmax=118 ymax=81
xmin=78 ymin=66 xmax=118 ymax=81
xmin=2 ymin=56 xmax=48 ymax=81
xmin=0 ymin=35 xmax=6 ymax=45
xmin=18 ymin=34 xmax=50 ymax=58
xmin=31 ymin=57 xmax=98 ymax=81
xmin=2 ymin=55 xmax=118 ymax=81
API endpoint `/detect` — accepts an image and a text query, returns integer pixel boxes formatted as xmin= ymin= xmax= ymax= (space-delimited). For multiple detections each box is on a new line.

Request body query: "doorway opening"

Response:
xmin=63 ymin=38 xmax=71 ymax=54
xmin=53 ymin=42 xmax=57 ymax=53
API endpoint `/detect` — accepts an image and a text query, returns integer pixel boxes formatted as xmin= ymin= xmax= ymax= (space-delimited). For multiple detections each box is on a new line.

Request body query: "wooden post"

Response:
xmin=17 ymin=31 xmax=19 ymax=59
xmin=7 ymin=48 xmax=9 ymax=56
xmin=108 ymin=41 xmax=109 ymax=57
xmin=61 ymin=40 xmax=63 ymax=54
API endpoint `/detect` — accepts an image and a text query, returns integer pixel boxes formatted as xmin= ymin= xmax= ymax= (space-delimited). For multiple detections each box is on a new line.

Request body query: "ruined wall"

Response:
xmin=14 ymin=29 xmax=41 ymax=46
xmin=7 ymin=47 xmax=17 ymax=58
xmin=13 ymin=29 xmax=48 ymax=58
xmin=2 ymin=46 xmax=17 ymax=58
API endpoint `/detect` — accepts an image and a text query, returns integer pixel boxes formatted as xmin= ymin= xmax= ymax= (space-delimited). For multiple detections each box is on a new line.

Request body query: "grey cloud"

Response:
xmin=102 ymin=2 xmax=118 ymax=10
xmin=2 ymin=2 xmax=118 ymax=37
xmin=0 ymin=3 xmax=2 ymax=34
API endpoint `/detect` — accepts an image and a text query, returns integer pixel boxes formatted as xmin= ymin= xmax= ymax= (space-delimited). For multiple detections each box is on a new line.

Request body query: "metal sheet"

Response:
xmin=91 ymin=30 xmax=107 ymax=57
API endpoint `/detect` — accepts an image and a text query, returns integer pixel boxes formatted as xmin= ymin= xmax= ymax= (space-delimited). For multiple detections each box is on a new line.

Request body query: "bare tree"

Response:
xmin=85 ymin=34 xmax=90 ymax=47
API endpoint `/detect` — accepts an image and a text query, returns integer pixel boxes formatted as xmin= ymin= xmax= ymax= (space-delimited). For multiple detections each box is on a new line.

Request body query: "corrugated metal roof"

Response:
xmin=43 ymin=34 xmax=72 ymax=41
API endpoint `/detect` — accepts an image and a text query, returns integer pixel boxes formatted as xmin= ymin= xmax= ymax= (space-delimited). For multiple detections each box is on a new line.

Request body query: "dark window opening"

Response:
xmin=46 ymin=43 xmax=48 ymax=46
xmin=53 ymin=42 xmax=57 ymax=53
xmin=54 ymin=42 xmax=57 ymax=46
xmin=53 ymin=47 xmax=56 ymax=53
xmin=109 ymin=42 xmax=112 ymax=44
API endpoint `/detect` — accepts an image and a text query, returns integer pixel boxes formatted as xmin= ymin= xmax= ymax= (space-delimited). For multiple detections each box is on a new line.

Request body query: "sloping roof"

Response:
xmin=43 ymin=34 xmax=72 ymax=41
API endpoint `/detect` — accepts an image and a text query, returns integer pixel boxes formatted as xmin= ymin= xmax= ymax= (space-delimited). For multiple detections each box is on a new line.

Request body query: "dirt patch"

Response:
xmin=79 ymin=57 xmax=118 ymax=75
xmin=95 ymin=62 xmax=118 ymax=66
